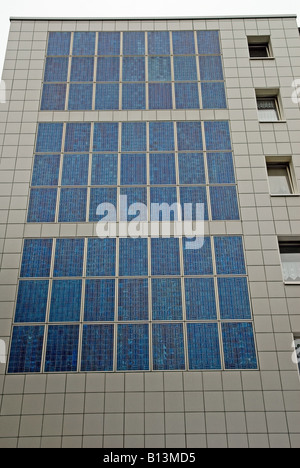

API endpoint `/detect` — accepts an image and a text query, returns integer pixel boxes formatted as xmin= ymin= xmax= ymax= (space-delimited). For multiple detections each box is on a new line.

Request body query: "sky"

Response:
xmin=0 ymin=0 xmax=299 ymax=77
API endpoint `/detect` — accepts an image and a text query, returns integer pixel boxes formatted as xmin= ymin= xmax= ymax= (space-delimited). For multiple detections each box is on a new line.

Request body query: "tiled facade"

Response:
xmin=0 ymin=15 xmax=300 ymax=448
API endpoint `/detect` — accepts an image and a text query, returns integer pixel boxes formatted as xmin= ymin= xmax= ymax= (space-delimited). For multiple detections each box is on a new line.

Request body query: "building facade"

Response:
xmin=0 ymin=15 xmax=299 ymax=448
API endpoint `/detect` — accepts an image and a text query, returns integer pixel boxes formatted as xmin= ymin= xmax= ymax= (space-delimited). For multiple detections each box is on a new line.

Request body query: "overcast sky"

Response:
xmin=0 ymin=0 xmax=299 ymax=77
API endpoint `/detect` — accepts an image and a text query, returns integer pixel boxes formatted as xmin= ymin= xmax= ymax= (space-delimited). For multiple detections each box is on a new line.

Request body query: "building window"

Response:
xmin=257 ymin=96 xmax=280 ymax=121
xmin=267 ymin=161 xmax=295 ymax=195
xmin=279 ymin=241 xmax=300 ymax=283
xmin=248 ymin=36 xmax=272 ymax=58
xmin=293 ymin=336 xmax=300 ymax=375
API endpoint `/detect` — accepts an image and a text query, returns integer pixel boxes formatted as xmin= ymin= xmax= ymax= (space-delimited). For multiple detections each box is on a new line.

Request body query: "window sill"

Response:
xmin=259 ymin=120 xmax=287 ymax=124
xmin=270 ymin=193 xmax=300 ymax=197
xmin=250 ymin=57 xmax=275 ymax=61
xmin=284 ymin=282 xmax=300 ymax=285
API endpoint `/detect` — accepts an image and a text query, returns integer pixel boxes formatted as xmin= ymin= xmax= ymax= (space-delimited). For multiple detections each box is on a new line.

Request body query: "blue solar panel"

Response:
xmin=150 ymin=153 xmax=176 ymax=185
xmin=45 ymin=325 xmax=79 ymax=372
xmin=53 ymin=238 xmax=84 ymax=277
xmin=68 ymin=84 xmax=93 ymax=110
xmin=61 ymin=154 xmax=89 ymax=186
xmin=122 ymin=57 xmax=145 ymax=82
xmin=49 ymin=280 xmax=82 ymax=322
xmin=41 ymin=83 xmax=66 ymax=111
xmin=185 ymin=278 xmax=217 ymax=320
xmin=197 ymin=31 xmax=220 ymax=54
xmin=47 ymin=32 xmax=71 ymax=56
xmin=173 ymin=56 xmax=198 ymax=81
xmin=122 ymin=122 xmax=147 ymax=152
xmin=21 ymin=239 xmax=53 ymax=278
xmin=93 ymin=123 xmax=119 ymax=152
xmin=44 ymin=57 xmax=69 ymax=82
xmin=31 ymin=155 xmax=60 ymax=186
xmin=119 ymin=238 xmax=148 ymax=277
xmin=222 ymin=322 xmax=257 ymax=370
xmin=89 ymin=187 xmax=117 ymax=222
xmin=148 ymin=31 xmax=170 ymax=55
xmin=177 ymin=122 xmax=203 ymax=151
xmin=207 ymin=152 xmax=235 ymax=184
xmin=152 ymin=278 xmax=182 ymax=321
xmin=199 ymin=55 xmax=224 ymax=81
xmin=58 ymin=188 xmax=87 ymax=222
xmin=148 ymin=83 xmax=172 ymax=110
xmin=15 ymin=280 xmax=49 ymax=323
xmin=81 ymin=324 xmax=114 ymax=371
xmin=175 ymin=82 xmax=200 ymax=109
xmin=73 ymin=32 xmax=96 ymax=56
xmin=150 ymin=187 xmax=178 ymax=221
xmin=121 ymin=153 xmax=147 ymax=186
xmin=218 ymin=277 xmax=251 ymax=320
xmin=96 ymin=56 xmax=120 ymax=82
xmin=214 ymin=236 xmax=246 ymax=275
xmin=172 ymin=31 xmax=195 ymax=54
xmin=178 ymin=153 xmax=205 ymax=185
xmin=120 ymin=187 xmax=147 ymax=221
xmin=201 ymin=82 xmax=226 ymax=109
xmin=148 ymin=56 xmax=171 ymax=81
xmin=152 ymin=323 xmax=185 ymax=370
xmin=91 ymin=154 xmax=118 ymax=186
xmin=95 ymin=83 xmax=119 ymax=110
xmin=180 ymin=186 xmax=208 ymax=221
xmin=204 ymin=121 xmax=231 ymax=151
xmin=70 ymin=57 xmax=94 ymax=82
xmin=65 ymin=123 xmax=91 ymax=153
xmin=84 ymin=279 xmax=115 ymax=321
xmin=149 ymin=122 xmax=174 ymax=151
xmin=98 ymin=32 xmax=120 ymax=56
xmin=8 ymin=326 xmax=44 ymax=373
xmin=151 ymin=238 xmax=181 ymax=276
xmin=118 ymin=279 xmax=148 ymax=321
xmin=36 ymin=123 xmax=63 ymax=153
xmin=123 ymin=32 xmax=145 ymax=55
xmin=27 ymin=188 xmax=57 ymax=222
xmin=210 ymin=186 xmax=240 ymax=221
xmin=183 ymin=236 xmax=213 ymax=275
xmin=187 ymin=323 xmax=221 ymax=370
xmin=122 ymin=83 xmax=146 ymax=110
xmin=86 ymin=238 xmax=116 ymax=277
xmin=117 ymin=324 xmax=149 ymax=371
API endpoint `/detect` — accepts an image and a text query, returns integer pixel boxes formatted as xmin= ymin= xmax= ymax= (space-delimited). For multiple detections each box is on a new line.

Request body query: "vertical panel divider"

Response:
xmin=169 ymin=31 xmax=176 ymax=110
xmin=65 ymin=32 xmax=73 ymax=111
xmin=92 ymin=32 xmax=98 ymax=111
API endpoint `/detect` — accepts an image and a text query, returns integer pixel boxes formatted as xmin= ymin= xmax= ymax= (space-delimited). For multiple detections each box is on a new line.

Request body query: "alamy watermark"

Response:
xmin=292 ymin=79 xmax=300 ymax=105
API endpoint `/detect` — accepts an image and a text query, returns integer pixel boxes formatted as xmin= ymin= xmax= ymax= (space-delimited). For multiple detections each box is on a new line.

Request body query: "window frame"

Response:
xmin=266 ymin=158 xmax=298 ymax=197
xmin=293 ymin=335 xmax=300 ymax=376
xmin=256 ymin=95 xmax=281 ymax=122
xmin=247 ymin=35 xmax=274 ymax=60
xmin=278 ymin=239 xmax=300 ymax=285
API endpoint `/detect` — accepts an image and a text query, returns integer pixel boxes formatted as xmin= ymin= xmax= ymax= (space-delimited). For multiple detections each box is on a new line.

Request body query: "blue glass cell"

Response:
xmin=96 ymin=56 xmax=120 ymax=82
xmin=98 ymin=32 xmax=120 ymax=56
xmin=86 ymin=238 xmax=116 ymax=277
xmin=148 ymin=83 xmax=172 ymax=110
xmin=175 ymin=83 xmax=199 ymax=109
xmin=122 ymin=57 xmax=145 ymax=82
xmin=123 ymin=32 xmax=145 ymax=55
xmin=152 ymin=278 xmax=182 ymax=321
xmin=41 ymin=83 xmax=66 ymax=110
xmin=15 ymin=280 xmax=49 ymax=323
xmin=150 ymin=153 xmax=176 ymax=185
xmin=122 ymin=83 xmax=146 ymax=110
xmin=122 ymin=122 xmax=146 ymax=152
xmin=214 ymin=236 xmax=246 ymax=275
xmin=121 ymin=154 xmax=147 ymax=186
xmin=185 ymin=278 xmax=217 ymax=320
xmin=95 ymin=83 xmax=119 ymax=110
xmin=207 ymin=152 xmax=235 ymax=184
xmin=61 ymin=154 xmax=89 ymax=186
xmin=178 ymin=153 xmax=205 ymax=185
xmin=91 ymin=154 xmax=118 ymax=186
xmin=118 ymin=279 xmax=148 ymax=321
xmin=218 ymin=277 xmax=251 ymax=320
xmin=119 ymin=238 xmax=148 ymax=277
xmin=89 ymin=187 xmax=117 ymax=222
xmin=70 ymin=57 xmax=94 ymax=82
xmin=187 ymin=323 xmax=221 ymax=370
xmin=93 ymin=123 xmax=118 ymax=152
xmin=36 ymin=123 xmax=63 ymax=153
xmin=201 ymin=82 xmax=227 ymax=109
xmin=149 ymin=122 xmax=174 ymax=151
xmin=210 ymin=186 xmax=239 ymax=221
xmin=222 ymin=322 xmax=257 ymax=370
xmin=8 ymin=326 xmax=44 ymax=373
xmin=27 ymin=188 xmax=57 ymax=223
xmin=84 ymin=279 xmax=115 ymax=321
xmin=49 ymin=280 xmax=82 ymax=322
xmin=21 ymin=239 xmax=53 ymax=278
xmin=183 ymin=236 xmax=213 ymax=275
xmin=148 ymin=56 xmax=171 ymax=81
xmin=73 ymin=32 xmax=96 ymax=56
xmin=32 ymin=155 xmax=60 ymax=186
xmin=47 ymin=32 xmax=71 ymax=56
xmin=197 ymin=31 xmax=221 ymax=54
xmin=151 ymin=238 xmax=180 ymax=276
xmin=45 ymin=325 xmax=79 ymax=372
xmin=177 ymin=122 xmax=203 ymax=151
xmin=53 ymin=238 xmax=84 ymax=277
xmin=173 ymin=56 xmax=198 ymax=81
xmin=117 ymin=324 xmax=149 ymax=371
xmin=199 ymin=56 xmax=224 ymax=81
xmin=65 ymin=123 xmax=91 ymax=153
xmin=204 ymin=121 xmax=231 ymax=151
xmin=120 ymin=187 xmax=148 ymax=221
xmin=81 ymin=324 xmax=114 ymax=371
xmin=180 ymin=186 xmax=208 ymax=221
xmin=68 ymin=83 xmax=93 ymax=110
xmin=44 ymin=57 xmax=69 ymax=82
xmin=150 ymin=187 xmax=178 ymax=221
xmin=58 ymin=188 xmax=87 ymax=222
xmin=172 ymin=31 xmax=195 ymax=54
xmin=152 ymin=323 xmax=185 ymax=371
xmin=148 ymin=31 xmax=170 ymax=55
